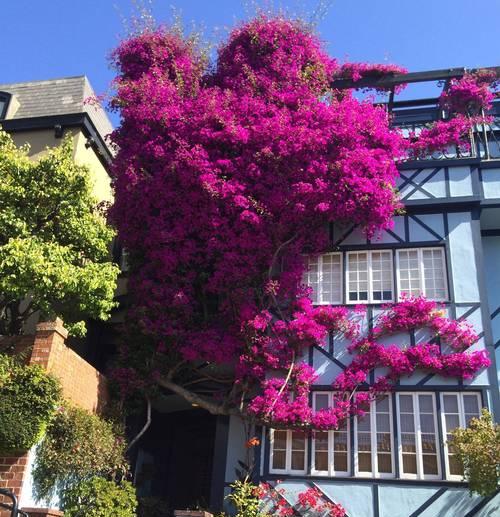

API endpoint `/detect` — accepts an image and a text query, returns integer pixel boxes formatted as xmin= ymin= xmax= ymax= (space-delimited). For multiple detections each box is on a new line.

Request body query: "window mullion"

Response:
xmin=286 ymin=430 xmax=292 ymax=472
xmin=368 ymin=252 xmax=373 ymax=304
xmin=418 ymin=249 xmax=426 ymax=297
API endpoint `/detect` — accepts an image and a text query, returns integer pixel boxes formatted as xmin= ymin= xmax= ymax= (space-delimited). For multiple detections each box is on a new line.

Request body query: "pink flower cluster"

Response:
xmin=258 ymin=483 xmax=345 ymax=517
xmin=440 ymin=72 xmax=496 ymax=115
xmin=335 ymin=62 xmax=408 ymax=93
xmin=109 ymin=16 xmax=492 ymax=430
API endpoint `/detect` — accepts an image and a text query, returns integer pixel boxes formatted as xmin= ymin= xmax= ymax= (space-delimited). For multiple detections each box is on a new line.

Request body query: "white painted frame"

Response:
xmin=310 ymin=392 xmax=350 ymax=477
xmin=396 ymin=247 xmax=449 ymax=302
xmin=354 ymin=394 xmax=395 ymax=479
xmin=396 ymin=392 xmax=442 ymax=481
xmin=269 ymin=429 xmax=307 ymax=475
xmin=440 ymin=392 xmax=482 ymax=481
xmin=304 ymin=252 xmax=343 ymax=305
xmin=346 ymin=250 xmax=394 ymax=304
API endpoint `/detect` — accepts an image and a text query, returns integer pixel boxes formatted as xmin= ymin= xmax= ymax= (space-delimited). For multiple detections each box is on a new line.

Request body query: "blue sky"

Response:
xmin=1 ymin=0 xmax=498 ymax=126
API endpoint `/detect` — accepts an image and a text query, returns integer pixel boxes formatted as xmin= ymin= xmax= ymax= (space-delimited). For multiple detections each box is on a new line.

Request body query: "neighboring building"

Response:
xmin=0 ymin=76 xmax=114 ymax=517
xmin=128 ymin=68 xmax=500 ymax=516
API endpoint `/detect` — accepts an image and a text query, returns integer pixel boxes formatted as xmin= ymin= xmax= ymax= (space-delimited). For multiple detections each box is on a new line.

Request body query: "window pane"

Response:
xmin=357 ymin=433 xmax=371 ymax=452
xmin=315 ymin=394 xmax=329 ymax=411
xmin=443 ymin=394 xmax=459 ymax=413
xmin=334 ymin=431 xmax=348 ymax=452
xmin=418 ymin=395 xmax=433 ymax=413
xmin=315 ymin=451 xmax=328 ymax=471
xmin=449 ymin=455 xmax=463 ymax=476
xmin=398 ymin=250 xmax=421 ymax=297
xmin=376 ymin=413 xmax=390 ymax=432
xmin=358 ymin=453 xmax=372 ymax=472
xmin=378 ymin=454 xmax=392 ymax=473
xmin=402 ymin=454 xmax=417 ymax=474
xmin=376 ymin=396 xmax=390 ymax=412
xmin=423 ymin=455 xmax=438 ymax=475
xmin=371 ymin=251 xmax=393 ymax=301
xmin=463 ymin=395 xmax=480 ymax=416
xmin=445 ymin=414 xmax=460 ymax=432
xmin=334 ymin=452 xmax=348 ymax=472
xmin=357 ymin=415 xmax=371 ymax=432
xmin=291 ymin=451 xmax=305 ymax=470
xmin=399 ymin=395 xmax=414 ymax=412
xmin=272 ymin=450 xmax=286 ymax=470
xmin=315 ymin=431 xmax=328 ymax=451
xmin=273 ymin=430 xmax=287 ymax=450
xmin=401 ymin=433 xmax=416 ymax=453
xmin=292 ymin=432 xmax=306 ymax=451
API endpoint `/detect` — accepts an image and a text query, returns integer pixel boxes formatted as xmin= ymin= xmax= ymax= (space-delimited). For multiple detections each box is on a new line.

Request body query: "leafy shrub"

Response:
xmin=449 ymin=408 xmax=500 ymax=496
xmin=33 ymin=405 xmax=129 ymax=501
xmin=61 ymin=476 xmax=137 ymax=517
xmin=0 ymin=354 xmax=61 ymax=454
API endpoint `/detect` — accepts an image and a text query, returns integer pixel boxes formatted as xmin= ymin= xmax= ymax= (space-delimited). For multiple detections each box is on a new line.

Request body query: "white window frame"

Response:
xmin=269 ymin=429 xmax=307 ymax=475
xmin=346 ymin=250 xmax=394 ymax=304
xmin=304 ymin=253 xmax=343 ymax=305
xmin=354 ymin=394 xmax=395 ymax=479
xmin=311 ymin=392 xmax=350 ymax=477
xmin=440 ymin=392 xmax=482 ymax=481
xmin=396 ymin=247 xmax=448 ymax=302
xmin=396 ymin=392 xmax=442 ymax=481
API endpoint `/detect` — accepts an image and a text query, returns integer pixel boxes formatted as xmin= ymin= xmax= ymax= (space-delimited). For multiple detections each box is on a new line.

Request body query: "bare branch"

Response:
xmin=126 ymin=396 xmax=152 ymax=452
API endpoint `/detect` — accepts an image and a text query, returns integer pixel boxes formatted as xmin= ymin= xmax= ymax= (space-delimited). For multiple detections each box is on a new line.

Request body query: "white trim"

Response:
xmin=396 ymin=392 xmax=441 ymax=481
xmin=440 ymin=392 xmax=482 ymax=481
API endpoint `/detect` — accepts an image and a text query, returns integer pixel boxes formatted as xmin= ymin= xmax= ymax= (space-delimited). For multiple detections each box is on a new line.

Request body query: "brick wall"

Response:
xmin=0 ymin=319 xmax=109 ymax=516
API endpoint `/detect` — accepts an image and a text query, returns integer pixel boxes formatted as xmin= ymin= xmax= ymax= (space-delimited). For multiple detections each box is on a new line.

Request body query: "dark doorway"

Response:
xmin=133 ymin=408 xmax=218 ymax=514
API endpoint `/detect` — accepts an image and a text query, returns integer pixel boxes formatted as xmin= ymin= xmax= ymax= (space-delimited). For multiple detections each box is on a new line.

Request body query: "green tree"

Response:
xmin=449 ymin=409 xmax=500 ymax=497
xmin=0 ymin=130 xmax=119 ymax=336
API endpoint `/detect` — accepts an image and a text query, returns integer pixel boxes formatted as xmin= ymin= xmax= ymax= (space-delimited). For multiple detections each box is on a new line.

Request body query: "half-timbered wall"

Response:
xmin=223 ymin=160 xmax=500 ymax=515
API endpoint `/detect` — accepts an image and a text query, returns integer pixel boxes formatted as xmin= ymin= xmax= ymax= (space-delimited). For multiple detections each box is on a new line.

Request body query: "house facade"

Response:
xmin=216 ymin=69 xmax=500 ymax=516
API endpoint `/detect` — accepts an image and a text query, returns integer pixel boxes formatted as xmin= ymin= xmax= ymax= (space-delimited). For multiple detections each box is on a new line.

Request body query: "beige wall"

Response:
xmin=9 ymin=127 xmax=113 ymax=202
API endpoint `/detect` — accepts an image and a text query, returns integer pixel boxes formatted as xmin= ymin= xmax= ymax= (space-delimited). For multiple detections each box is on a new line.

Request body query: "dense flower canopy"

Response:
xmin=109 ymin=16 xmax=495 ymax=429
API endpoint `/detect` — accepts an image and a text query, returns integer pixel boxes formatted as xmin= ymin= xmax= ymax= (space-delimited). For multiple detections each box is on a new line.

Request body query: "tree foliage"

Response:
xmin=0 ymin=354 xmax=61 ymax=454
xmin=60 ymin=476 xmax=137 ymax=517
xmin=449 ymin=409 xmax=500 ymax=497
xmin=0 ymin=130 xmax=119 ymax=336
xmin=32 ymin=405 xmax=128 ymax=502
xmin=109 ymin=16 xmax=496 ymax=429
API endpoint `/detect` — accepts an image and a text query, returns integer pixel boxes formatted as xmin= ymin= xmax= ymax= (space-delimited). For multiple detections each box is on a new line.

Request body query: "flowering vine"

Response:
xmin=109 ymin=16 xmax=493 ymax=434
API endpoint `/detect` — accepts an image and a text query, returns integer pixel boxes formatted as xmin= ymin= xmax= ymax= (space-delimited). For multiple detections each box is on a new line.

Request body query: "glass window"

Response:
xmin=397 ymin=247 xmax=448 ymax=301
xmin=355 ymin=394 xmax=394 ymax=478
xmin=347 ymin=251 xmax=393 ymax=304
xmin=441 ymin=392 xmax=481 ymax=479
xmin=304 ymin=253 xmax=342 ymax=304
xmin=312 ymin=392 xmax=350 ymax=476
xmin=397 ymin=393 xmax=441 ymax=480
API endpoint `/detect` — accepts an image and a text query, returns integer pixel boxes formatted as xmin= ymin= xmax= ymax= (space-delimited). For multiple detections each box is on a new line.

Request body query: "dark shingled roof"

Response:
xmin=0 ymin=76 xmax=113 ymax=145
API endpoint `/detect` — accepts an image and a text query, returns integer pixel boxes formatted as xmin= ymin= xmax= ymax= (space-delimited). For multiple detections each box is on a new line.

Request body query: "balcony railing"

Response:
xmin=331 ymin=66 xmax=500 ymax=162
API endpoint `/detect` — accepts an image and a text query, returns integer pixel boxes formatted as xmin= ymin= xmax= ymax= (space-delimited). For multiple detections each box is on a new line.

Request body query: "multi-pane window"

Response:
xmin=311 ymin=393 xmax=349 ymax=476
xmin=441 ymin=392 xmax=481 ymax=479
xmin=347 ymin=251 xmax=393 ymax=303
xmin=270 ymin=429 xmax=307 ymax=474
xmin=304 ymin=253 xmax=342 ymax=304
xmin=354 ymin=395 xmax=394 ymax=478
xmin=396 ymin=393 xmax=441 ymax=480
xmin=397 ymin=247 xmax=448 ymax=301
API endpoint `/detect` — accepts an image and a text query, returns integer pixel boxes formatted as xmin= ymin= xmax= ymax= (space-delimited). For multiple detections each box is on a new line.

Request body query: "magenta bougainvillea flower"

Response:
xmin=109 ymin=16 xmax=496 ymax=429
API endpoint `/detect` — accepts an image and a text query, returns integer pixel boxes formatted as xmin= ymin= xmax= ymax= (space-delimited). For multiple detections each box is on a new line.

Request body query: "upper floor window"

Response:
xmin=305 ymin=246 xmax=448 ymax=305
xmin=397 ymin=247 xmax=448 ymax=301
xmin=396 ymin=393 xmax=441 ymax=480
xmin=346 ymin=250 xmax=393 ymax=303
xmin=440 ymin=392 xmax=481 ymax=479
xmin=303 ymin=253 xmax=342 ymax=305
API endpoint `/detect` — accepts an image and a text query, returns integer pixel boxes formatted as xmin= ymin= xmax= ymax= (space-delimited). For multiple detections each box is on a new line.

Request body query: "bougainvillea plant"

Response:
xmin=109 ymin=16 xmax=496 ymax=432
